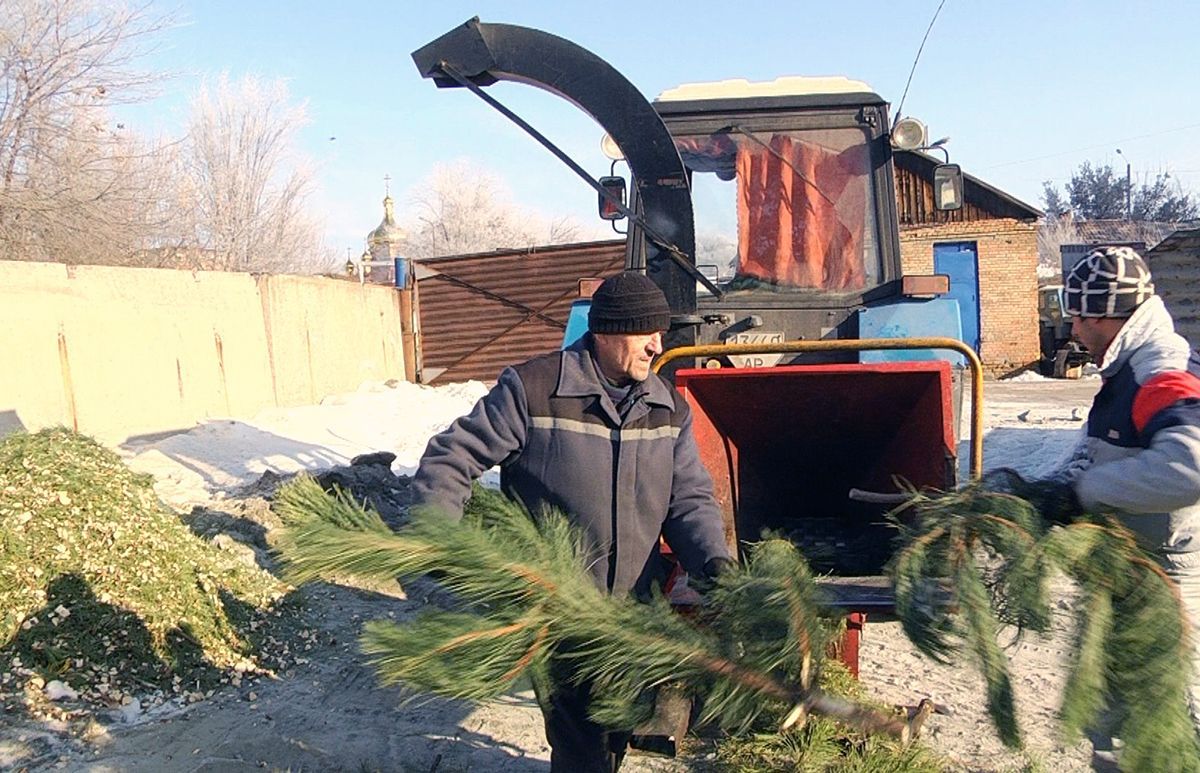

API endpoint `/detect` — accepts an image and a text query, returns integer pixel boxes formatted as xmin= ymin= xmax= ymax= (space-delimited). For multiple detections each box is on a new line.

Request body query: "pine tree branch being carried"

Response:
xmin=273 ymin=478 xmax=918 ymax=742
xmin=892 ymin=481 xmax=1200 ymax=769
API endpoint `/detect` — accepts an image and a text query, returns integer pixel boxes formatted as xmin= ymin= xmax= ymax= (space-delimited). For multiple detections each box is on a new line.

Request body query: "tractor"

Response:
xmin=412 ymin=19 xmax=983 ymax=685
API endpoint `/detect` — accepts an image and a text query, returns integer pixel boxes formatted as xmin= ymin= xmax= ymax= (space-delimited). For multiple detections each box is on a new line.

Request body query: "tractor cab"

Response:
xmin=658 ymin=78 xmax=898 ymax=314
xmin=612 ymin=77 xmax=960 ymax=364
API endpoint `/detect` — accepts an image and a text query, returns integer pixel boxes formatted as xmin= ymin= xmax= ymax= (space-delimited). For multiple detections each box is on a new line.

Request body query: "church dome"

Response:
xmin=368 ymin=194 xmax=406 ymax=247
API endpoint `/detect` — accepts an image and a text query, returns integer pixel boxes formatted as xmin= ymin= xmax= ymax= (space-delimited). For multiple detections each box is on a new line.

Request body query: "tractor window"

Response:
xmin=678 ymin=127 xmax=882 ymax=294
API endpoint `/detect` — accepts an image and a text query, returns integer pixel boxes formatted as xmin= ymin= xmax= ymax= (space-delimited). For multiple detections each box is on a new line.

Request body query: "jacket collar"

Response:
xmin=556 ymin=334 xmax=676 ymax=410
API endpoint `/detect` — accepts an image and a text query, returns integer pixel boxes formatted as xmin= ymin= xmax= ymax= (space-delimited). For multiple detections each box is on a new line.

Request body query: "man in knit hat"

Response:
xmin=413 ymin=271 xmax=733 ymax=772
xmin=1041 ymin=246 xmax=1200 ymax=748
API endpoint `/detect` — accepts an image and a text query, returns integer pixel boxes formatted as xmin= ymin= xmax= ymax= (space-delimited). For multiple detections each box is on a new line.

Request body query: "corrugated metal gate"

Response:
xmin=417 ymin=240 xmax=626 ymax=384
xmin=1148 ymin=228 xmax=1200 ymax=347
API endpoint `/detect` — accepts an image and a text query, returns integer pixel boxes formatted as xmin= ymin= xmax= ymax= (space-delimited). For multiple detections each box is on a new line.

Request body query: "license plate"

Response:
xmin=727 ymin=331 xmax=785 ymax=368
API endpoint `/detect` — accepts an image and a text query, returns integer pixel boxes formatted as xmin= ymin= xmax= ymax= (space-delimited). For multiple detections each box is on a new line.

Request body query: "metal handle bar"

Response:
xmin=653 ymin=337 xmax=984 ymax=480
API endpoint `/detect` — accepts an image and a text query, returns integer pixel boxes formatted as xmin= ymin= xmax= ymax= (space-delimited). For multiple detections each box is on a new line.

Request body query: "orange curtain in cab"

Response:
xmin=736 ymin=136 xmax=868 ymax=290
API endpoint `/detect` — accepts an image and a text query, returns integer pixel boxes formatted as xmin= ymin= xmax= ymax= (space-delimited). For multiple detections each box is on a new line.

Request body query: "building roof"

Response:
xmin=1152 ymin=225 xmax=1200 ymax=253
xmin=893 ymin=151 xmax=1042 ymax=222
xmin=1067 ymin=219 xmax=1186 ymax=252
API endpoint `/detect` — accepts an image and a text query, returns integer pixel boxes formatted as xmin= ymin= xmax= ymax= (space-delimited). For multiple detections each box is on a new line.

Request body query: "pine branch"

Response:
xmin=892 ymin=524 xmax=957 ymax=662
xmin=1058 ymin=587 xmax=1112 ymax=739
xmin=954 ymin=548 xmax=1020 ymax=748
xmin=274 ymin=522 xmax=439 ymax=586
xmin=894 ymin=483 xmax=1200 ymax=765
xmin=273 ymin=478 xmax=911 ymax=744
xmin=1104 ymin=547 xmax=1200 ymax=772
xmin=360 ymin=612 xmax=549 ymax=701
xmin=274 ymin=476 xmax=392 ymax=533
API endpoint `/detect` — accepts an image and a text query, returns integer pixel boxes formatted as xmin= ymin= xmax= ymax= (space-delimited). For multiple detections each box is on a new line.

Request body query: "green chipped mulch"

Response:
xmin=0 ymin=428 xmax=289 ymax=706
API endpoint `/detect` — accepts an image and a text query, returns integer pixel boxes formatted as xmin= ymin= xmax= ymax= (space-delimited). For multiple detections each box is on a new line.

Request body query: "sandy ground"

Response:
xmin=2 ymin=377 xmax=1106 ymax=772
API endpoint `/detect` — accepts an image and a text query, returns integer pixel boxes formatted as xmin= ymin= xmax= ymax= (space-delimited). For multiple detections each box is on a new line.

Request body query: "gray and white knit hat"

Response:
xmin=1064 ymin=246 xmax=1155 ymax=318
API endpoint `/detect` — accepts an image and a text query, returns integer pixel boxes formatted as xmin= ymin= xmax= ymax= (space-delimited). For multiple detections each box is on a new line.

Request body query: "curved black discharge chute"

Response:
xmin=412 ymin=18 xmax=701 ymax=322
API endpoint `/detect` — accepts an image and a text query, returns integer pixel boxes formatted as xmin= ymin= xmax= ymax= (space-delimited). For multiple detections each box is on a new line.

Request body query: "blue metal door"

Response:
xmin=933 ymin=242 xmax=980 ymax=353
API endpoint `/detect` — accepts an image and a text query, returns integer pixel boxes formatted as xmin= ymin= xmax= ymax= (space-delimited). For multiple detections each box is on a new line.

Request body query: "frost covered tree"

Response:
xmin=0 ymin=0 xmax=173 ymax=263
xmin=405 ymin=161 xmax=585 ymax=259
xmin=182 ymin=74 xmax=332 ymax=273
xmin=0 ymin=2 xmax=333 ymax=273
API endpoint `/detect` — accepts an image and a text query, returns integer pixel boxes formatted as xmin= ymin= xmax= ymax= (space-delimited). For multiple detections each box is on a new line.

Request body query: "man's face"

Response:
xmin=1070 ymin=315 xmax=1123 ymax=361
xmin=593 ymin=331 xmax=664 ymax=384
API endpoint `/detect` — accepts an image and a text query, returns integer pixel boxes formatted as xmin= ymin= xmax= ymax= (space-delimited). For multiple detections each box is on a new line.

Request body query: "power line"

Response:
xmin=983 ymin=122 xmax=1200 ymax=170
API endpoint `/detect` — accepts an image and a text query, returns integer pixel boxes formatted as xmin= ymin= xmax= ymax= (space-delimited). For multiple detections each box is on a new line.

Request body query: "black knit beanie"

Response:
xmin=1064 ymin=246 xmax=1155 ymax=318
xmin=588 ymin=271 xmax=672 ymax=334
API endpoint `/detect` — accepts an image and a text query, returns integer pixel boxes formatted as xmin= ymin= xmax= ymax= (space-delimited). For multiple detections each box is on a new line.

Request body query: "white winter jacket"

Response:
xmin=1059 ymin=296 xmax=1200 ymax=556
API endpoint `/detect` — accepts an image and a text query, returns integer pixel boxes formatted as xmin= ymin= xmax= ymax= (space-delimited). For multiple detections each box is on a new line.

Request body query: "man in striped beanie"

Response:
xmin=1056 ymin=246 xmax=1200 ymax=748
xmin=1063 ymin=244 xmax=1156 ymax=321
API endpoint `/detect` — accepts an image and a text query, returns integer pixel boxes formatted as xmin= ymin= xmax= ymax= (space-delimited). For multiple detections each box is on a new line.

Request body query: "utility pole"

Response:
xmin=1116 ymin=148 xmax=1132 ymax=220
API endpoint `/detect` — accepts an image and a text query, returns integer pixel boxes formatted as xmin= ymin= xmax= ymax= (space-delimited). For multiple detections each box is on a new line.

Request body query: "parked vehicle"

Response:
xmin=412 ymin=19 xmax=983 ymax=680
xmin=1038 ymin=284 xmax=1090 ymax=377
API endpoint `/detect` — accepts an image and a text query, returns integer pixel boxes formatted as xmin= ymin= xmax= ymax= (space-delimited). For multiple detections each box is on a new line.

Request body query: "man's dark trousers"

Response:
xmin=537 ymin=662 xmax=631 ymax=773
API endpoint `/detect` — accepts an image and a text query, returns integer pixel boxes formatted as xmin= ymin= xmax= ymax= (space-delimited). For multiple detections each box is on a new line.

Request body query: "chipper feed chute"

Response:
xmin=675 ymin=361 xmax=957 ymax=576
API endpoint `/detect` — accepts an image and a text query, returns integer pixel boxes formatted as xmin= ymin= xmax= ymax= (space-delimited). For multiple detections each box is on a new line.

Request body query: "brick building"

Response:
xmin=894 ymin=152 xmax=1043 ymax=377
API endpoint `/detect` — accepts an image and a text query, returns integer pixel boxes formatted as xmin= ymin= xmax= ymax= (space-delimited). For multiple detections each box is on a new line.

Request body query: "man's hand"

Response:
xmin=691 ymin=556 xmax=737 ymax=596
xmin=982 ymin=468 xmax=1082 ymax=524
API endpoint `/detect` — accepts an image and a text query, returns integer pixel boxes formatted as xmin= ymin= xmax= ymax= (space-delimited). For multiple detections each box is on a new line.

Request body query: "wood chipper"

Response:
xmin=412 ymin=20 xmax=983 ymax=680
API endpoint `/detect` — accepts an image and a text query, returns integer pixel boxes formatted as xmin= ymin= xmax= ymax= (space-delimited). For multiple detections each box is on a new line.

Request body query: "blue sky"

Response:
xmin=117 ymin=1 xmax=1200 ymax=254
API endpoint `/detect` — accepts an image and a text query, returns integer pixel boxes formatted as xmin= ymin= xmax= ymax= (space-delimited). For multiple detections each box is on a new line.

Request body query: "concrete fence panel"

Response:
xmin=256 ymin=275 xmax=405 ymax=407
xmin=0 ymin=261 xmax=406 ymax=444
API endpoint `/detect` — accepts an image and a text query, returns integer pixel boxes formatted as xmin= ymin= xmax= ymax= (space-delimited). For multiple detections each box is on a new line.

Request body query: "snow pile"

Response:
xmin=120 ymin=376 xmax=1099 ymax=511
xmin=1002 ymin=370 xmax=1050 ymax=383
xmin=123 ymin=380 xmax=488 ymax=509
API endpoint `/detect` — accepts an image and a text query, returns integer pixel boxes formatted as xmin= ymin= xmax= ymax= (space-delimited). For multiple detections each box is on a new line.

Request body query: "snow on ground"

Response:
xmin=123 ymin=376 xmax=1100 ymax=511
xmin=970 ymin=378 xmax=1096 ymax=480
xmin=121 ymin=379 xmax=490 ymax=509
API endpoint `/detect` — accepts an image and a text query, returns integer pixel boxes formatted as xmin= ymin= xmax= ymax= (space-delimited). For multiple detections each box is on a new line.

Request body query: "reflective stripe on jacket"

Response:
xmin=412 ymin=335 xmax=731 ymax=595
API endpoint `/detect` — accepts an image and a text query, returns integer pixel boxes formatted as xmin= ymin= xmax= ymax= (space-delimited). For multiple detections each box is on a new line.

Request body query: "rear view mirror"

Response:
xmin=933 ymin=164 xmax=963 ymax=211
xmin=598 ymin=176 xmax=626 ymax=221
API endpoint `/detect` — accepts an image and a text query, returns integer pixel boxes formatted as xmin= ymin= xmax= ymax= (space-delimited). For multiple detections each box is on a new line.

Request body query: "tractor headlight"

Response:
xmin=891 ymin=117 xmax=928 ymax=150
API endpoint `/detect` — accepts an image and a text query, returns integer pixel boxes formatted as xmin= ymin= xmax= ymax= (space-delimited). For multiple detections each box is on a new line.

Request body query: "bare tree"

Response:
xmin=405 ymin=161 xmax=591 ymax=259
xmin=0 ymin=0 xmax=173 ymax=263
xmin=546 ymin=215 xmax=583 ymax=246
xmin=182 ymin=73 xmax=332 ymax=273
xmin=0 ymin=4 xmax=335 ymax=273
xmin=1035 ymin=214 xmax=1076 ymax=283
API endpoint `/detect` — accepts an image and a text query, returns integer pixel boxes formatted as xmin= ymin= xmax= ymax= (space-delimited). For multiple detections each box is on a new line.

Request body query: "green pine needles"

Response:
xmin=272 ymin=478 xmax=914 ymax=742
xmin=893 ymin=482 xmax=1200 ymax=770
